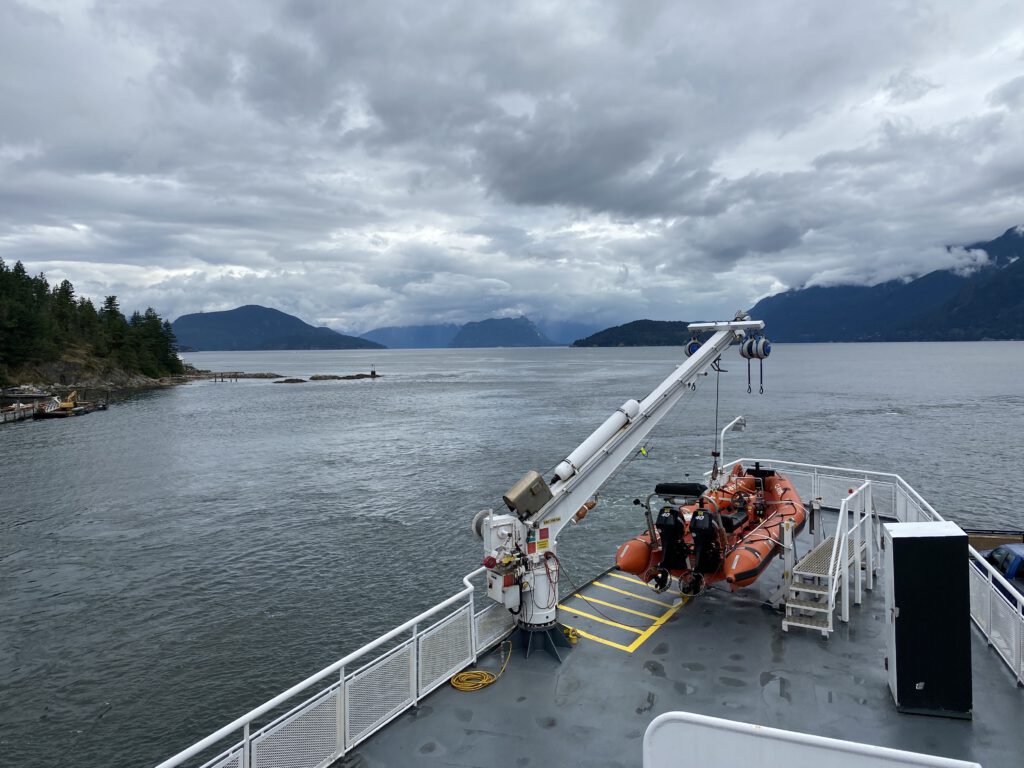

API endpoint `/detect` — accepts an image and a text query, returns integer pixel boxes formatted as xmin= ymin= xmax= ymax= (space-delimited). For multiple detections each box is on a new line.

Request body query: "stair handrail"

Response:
xmin=828 ymin=481 xmax=871 ymax=607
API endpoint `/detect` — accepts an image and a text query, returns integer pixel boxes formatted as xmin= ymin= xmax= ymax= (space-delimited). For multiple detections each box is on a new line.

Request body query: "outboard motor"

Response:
xmin=655 ymin=505 xmax=687 ymax=569
xmin=689 ymin=500 xmax=722 ymax=574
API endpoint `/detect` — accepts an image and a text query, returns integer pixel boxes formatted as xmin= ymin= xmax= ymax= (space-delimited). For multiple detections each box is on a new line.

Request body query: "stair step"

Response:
xmin=794 ymin=537 xmax=835 ymax=576
xmin=783 ymin=614 xmax=830 ymax=631
xmin=786 ymin=597 xmax=830 ymax=613
xmin=789 ymin=580 xmax=829 ymax=595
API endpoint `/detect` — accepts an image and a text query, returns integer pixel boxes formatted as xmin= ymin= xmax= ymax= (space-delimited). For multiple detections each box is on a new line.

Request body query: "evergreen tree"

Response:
xmin=0 ymin=267 xmax=183 ymax=383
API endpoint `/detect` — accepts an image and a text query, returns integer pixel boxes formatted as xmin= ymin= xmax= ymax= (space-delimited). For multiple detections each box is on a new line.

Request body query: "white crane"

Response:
xmin=474 ymin=314 xmax=766 ymax=658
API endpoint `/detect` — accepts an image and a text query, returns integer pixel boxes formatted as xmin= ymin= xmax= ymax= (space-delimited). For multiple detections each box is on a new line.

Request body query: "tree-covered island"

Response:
xmin=0 ymin=259 xmax=184 ymax=387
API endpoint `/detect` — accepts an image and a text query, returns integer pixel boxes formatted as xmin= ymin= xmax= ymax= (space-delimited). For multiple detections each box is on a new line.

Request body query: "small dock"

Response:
xmin=1 ymin=404 xmax=36 ymax=424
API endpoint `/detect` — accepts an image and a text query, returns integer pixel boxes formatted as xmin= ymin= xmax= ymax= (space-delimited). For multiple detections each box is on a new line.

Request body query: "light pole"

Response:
xmin=717 ymin=415 xmax=746 ymax=480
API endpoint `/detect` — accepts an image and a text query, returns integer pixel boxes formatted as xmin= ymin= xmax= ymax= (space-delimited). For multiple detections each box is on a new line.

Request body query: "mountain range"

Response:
xmin=359 ymin=317 xmax=599 ymax=347
xmin=573 ymin=225 xmax=1024 ymax=345
xmin=173 ymin=227 xmax=1023 ymax=352
xmin=749 ymin=226 xmax=1024 ymax=341
xmin=172 ymin=305 xmax=383 ymax=351
xmin=173 ymin=308 xmax=571 ymax=351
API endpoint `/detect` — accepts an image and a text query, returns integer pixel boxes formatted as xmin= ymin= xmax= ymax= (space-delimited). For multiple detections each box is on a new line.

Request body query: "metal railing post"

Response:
xmin=411 ymin=623 xmax=420 ymax=704
xmin=782 ymin=519 xmax=794 ymax=583
xmin=811 ymin=498 xmax=822 ymax=549
xmin=242 ymin=722 xmax=250 ymax=768
xmin=986 ymin=573 xmax=993 ymax=645
xmin=865 ymin=486 xmax=874 ymax=592
xmin=853 ymin=493 xmax=863 ymax=606
xmin=336 ymin=666 xmax=346 ymax=757
xmin=469 ymin=590 xmax=479 ymax=660
xmin=1015 ymin=608 xmax=1022 ymax=685
xmin=839 ymin=499 xmax=850 ymax=623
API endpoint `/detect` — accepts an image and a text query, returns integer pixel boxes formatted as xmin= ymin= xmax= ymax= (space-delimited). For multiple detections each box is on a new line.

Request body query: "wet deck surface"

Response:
xmin=350 ymin=558 xmax=1023 ymax=767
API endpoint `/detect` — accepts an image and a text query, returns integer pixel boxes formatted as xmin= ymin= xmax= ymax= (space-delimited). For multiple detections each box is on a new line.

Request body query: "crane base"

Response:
xmin=513 ymin=623 xmax=573 ymax=663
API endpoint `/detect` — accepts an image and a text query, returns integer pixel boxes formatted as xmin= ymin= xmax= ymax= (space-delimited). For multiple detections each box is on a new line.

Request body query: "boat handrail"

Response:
xmin=153 ymin=566 xmax=511 ymax=768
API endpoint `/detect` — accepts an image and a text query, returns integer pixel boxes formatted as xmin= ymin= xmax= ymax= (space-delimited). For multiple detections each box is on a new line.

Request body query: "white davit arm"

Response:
xmin=533 ymin=317 xmax=764 ymax=539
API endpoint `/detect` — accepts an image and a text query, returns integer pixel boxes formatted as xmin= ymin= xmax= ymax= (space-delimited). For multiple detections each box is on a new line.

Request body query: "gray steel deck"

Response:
xmin=350 ymin=558 xmax=1023 ymax=767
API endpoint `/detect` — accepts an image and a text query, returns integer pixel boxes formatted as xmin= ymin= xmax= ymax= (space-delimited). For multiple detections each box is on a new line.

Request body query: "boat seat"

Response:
xmin=655 ymin=482 xmax=707 ymax=498
xmin=720 ymin=509 xmax=747 ymax=534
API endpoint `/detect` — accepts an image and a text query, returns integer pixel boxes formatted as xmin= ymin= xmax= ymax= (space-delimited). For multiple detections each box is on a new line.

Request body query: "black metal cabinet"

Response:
xmin=883 ymin=521 xmax=972 ymax=718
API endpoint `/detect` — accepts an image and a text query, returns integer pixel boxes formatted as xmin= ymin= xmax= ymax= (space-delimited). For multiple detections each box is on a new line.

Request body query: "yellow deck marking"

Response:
xmin=558 ymin=604 xmax=644 ymax=634
xmin=570 ymin=593 xmax=660 ymax=621
xmin=559 ymin=623 xmax=634 ymax=652
xmin=606 ymin=572 xmax=647 ymax=586
xmin=558 ymin=573 xmax=691 ymax=654
xmin=622 ymin=597 xmax=688 ymax=653
xmin=591 ymin=580 xmax=675 ymax=607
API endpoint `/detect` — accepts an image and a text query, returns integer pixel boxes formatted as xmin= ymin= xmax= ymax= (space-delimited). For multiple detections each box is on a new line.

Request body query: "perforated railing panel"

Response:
xmin=252 ymin=689 xmax=337 ymax=768
xmin=990 ymin=593 xmax=1019 ymax=668
xmin=475 ymin=604 xmax=515 ymax=651
xmin=418 ymin=607 xmax=473 ymax=696
xmin=1019 ymin=615 xmax=1024 ymax=680
xmin=817 ymin=474 xmax=863 ymax=510
xmin=969 ymin=567 xmax=989 ymax=633
xmin=346 ymin=644 xmax=413 ymax=747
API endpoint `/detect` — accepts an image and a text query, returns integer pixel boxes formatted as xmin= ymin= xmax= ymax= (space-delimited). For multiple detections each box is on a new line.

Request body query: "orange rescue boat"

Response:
xmin=615 ymin=462 xmax=805 ymax=595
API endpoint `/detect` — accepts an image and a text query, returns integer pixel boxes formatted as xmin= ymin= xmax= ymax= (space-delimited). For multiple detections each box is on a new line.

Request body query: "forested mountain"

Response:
xmin=572 ymin=320 xmax=694 ymax=346
xmin=360 ymin=317 xmax=594 ymax=347
xmin=0 ymin=259 xmax=183 ymax=384
xmin=172 ymin=305 xmax=384 ymax=351
xmin=360 ymin=323 xmax=460 ymax=348
xmin=449 ymin=316 xmax=557 ymax=347
xmin=576 ymin=226 xmax=1024 ymax=346
xmin=749 ymin=226 xmax=1024 ymax=341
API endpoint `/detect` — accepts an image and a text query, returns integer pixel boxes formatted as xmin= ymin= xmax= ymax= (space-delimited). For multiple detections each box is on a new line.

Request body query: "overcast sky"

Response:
xmin=1 ymin=1 xmax=1023 ymax=333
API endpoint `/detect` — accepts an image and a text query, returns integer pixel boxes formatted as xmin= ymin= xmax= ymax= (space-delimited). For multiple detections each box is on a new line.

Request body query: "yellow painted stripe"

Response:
xmin=591 ymin=580 xmax=675 ymax=607
xmin=606 ymin=571 xmax=647 ymax=586
xmin=558 ymin=605 xmax=644 ymax=634
xmin=559 ymin=623 xmax=635 ymax=652
xmin=623 ymin=597 xmax=689 ymax=653
xmin=570 ymin=593 xmax=660 ymax=621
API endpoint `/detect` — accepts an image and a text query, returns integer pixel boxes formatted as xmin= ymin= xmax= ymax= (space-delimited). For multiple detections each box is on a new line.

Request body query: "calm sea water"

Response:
xmin=2 ymin=343 xmax=1023 ymax=767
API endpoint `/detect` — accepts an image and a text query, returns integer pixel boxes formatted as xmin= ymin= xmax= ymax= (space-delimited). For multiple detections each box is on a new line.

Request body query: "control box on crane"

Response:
xmin=480 ymin=512 xmax=523 ymax=611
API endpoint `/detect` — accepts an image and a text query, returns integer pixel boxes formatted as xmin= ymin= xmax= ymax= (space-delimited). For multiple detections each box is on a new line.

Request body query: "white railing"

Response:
xmin=821 ymin=480 xmax=875 ymax=625
xmin=726 ymin=458 xmax=1024 ymax=686
xmin=154 ymin=567 xmax=515 ymax=768
xmin=967 ymin=548 xmax=1024 ymax=685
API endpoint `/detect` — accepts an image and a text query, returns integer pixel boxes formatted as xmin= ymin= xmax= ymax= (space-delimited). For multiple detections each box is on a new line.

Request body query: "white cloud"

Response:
xmin=0 ymin=0 xmax=1022 ymax=332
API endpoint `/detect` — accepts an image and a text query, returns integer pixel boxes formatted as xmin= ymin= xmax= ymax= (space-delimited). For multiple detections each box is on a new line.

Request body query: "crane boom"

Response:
xmin=477 ymin=316 xmax=765 ymax=646
xmin=534 ymin=319 xmax=764 ymax=537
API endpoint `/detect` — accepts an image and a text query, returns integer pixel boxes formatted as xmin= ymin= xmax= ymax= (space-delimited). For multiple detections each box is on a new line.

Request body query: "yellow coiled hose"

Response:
xmin=450 ymin=641 xmax=512 ymax=692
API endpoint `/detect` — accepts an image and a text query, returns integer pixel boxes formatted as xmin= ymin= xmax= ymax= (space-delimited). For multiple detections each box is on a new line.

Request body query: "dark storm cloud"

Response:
xmin=1 ymin=0 xmax=1023 ymax=331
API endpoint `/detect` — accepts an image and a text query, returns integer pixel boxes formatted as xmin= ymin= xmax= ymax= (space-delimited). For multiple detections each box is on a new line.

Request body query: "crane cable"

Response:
xmin=450 ymin=640 xmax=512 ymax=692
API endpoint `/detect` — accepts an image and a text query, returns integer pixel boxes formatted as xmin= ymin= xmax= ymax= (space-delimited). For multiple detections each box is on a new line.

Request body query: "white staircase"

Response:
xmin=782 ymin=483 xmax=877 ymax=637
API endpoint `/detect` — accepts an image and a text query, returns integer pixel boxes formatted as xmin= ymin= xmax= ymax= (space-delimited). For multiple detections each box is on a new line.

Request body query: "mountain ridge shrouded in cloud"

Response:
xmin=572 ymin=226 xmax=1024 ymax=343
xmin=2 ymin=2 xmax=1024 ymax=329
